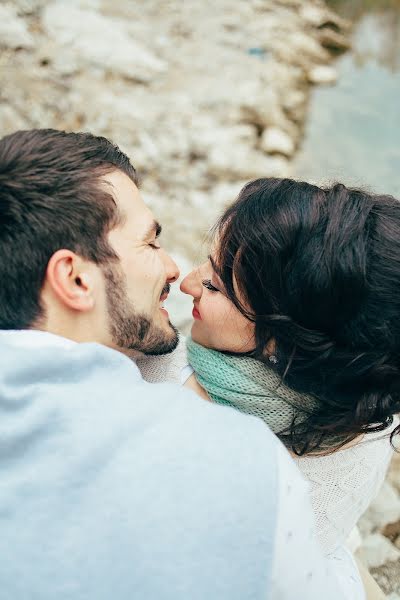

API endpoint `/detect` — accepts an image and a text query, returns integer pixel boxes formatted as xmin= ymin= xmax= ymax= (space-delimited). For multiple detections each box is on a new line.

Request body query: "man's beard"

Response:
xmin=102 ymin=264 xmax=179 ymax=356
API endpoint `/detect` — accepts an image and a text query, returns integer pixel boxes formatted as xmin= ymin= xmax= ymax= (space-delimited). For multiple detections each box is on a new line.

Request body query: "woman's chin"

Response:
xmin=189 ymin=323 xmax=201 ymax=343
xmin=190 ymin=327 xmax=223 ymax=352
xmin=190 ymin=323 xmax=210 ymax=348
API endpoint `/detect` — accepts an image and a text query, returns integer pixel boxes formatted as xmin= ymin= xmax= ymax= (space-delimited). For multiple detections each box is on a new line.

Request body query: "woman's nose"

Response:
xmin=180 ymin=268 xmax=202 ymax=298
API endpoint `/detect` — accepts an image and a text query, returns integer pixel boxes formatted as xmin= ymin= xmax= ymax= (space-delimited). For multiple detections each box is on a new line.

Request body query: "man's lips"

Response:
xmin=159 ymin=282 xmax=170 ymax=306
xmin=159 ymin=284 xmax=170 ymax=316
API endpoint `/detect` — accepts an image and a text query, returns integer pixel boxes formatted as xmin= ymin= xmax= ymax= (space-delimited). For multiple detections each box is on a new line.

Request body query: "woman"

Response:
xmin=139 ymin=178 xmax=399 ymax=596
xmin=179 ymin=178 xmax=399 ymax=549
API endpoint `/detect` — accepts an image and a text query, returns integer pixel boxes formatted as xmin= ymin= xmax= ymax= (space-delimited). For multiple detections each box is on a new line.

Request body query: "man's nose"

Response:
xmin=180 ymin=268 xmax=202 ymax=298
xmin=163 ymin=251 xmax=180 ymax=283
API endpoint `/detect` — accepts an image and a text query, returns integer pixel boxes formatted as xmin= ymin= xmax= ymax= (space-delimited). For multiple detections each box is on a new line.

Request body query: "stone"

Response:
xmin=0 ymin=4 xmax=34 ymax=49
xmin=300 ymin=5 xmax=331 ymax=26
xmin=318 ymin=29 xmax=351 ymax=53
xmin=367 ymin=482 xmax=400 ymax=531
xmin=210 ymin=182 xmax=247 ymax=210
xmin=208 ymin=144 xmax=289 ymax=180
xmin=282 ymin=90 xmax=307 ymax=124
xmin=0 ymin=105 xmax=29 ymax=135
xmin=388 ymin=453 xmax=400 ymax=493
xmin=9 ymin=0 xmax=48 ymax=14
xmin=260 ymin=127 xmax=295 ymax=157
xmin=359 ymin=533 xmax=400 ymax=569
xmin=383 ymin=520 xmax=400 ymax=543
xmin=370 ymin=560 xmax=400 ymax=596
xmin=299 ymin=5 xmax=351 ymax=31
xmin=42 ymin=4 xmax=167 ymax=81
xmin=234 ymin=82 xmax=286 ymax=130
xmin=273 ymin=32 xmax=330 ymax=67
xmin=307 ymin=65 xmax=338 ymax=85
xmin=191 ymin=124 xmax=258 ymax=157
xmin=68 ymin=0 xmax=101 ymax=8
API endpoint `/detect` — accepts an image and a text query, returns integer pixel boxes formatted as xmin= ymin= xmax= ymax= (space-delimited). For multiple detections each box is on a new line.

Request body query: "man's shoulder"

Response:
xmin=141 ymin=379 xmax=282 ymax=467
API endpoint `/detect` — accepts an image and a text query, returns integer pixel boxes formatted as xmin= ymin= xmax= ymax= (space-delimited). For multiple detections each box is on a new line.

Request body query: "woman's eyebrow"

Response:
xmin=208 ymin=254 xmax=219 ymax=273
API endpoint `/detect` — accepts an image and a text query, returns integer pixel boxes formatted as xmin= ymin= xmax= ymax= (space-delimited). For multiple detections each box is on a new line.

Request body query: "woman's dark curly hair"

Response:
xmin=213 ymin=178 xmax=400 ymax=455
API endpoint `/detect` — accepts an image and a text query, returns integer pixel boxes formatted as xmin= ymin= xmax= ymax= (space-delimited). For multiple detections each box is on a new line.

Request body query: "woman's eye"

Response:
xmin=149 ymin=241 xmax=161 ymax=250
xmin=202 ymin=279 xmax=219 ymax=292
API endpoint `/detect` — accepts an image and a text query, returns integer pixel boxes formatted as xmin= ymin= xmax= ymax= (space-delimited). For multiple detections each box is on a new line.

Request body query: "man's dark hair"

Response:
xmin=213 ymin=178 xmax=400 ymax=454
xmin=0 ymin=128 xmax=139 ymax=329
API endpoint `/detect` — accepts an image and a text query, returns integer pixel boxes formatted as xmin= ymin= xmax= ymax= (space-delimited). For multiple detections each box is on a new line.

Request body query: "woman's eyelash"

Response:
xmin=202 ymin=279 xmax=219 ymax=292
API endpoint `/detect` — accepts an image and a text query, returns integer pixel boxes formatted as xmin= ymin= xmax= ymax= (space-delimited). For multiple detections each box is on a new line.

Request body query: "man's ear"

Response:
xmin=45 ymin=249 xmax=96 ymax=312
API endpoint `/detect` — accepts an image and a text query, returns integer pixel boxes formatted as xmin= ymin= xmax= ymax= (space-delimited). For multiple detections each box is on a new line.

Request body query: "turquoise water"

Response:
xmin=292 ymin=4 xmax=400 ymax=197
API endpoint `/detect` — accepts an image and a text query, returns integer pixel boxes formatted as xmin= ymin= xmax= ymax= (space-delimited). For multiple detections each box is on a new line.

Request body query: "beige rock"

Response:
xmin=191 ymin=124 xmax=257 ymax=157
xmin=317 ymin=28 xmax=351 ymax=53
xmin=367 ymin=482 xmax=400 ymax=531
xmin=388 ymin=453 xmax=400 ymax=493
xmin=299 ymin=4 xmax=351 ymax=31
xmin=235 ymin=82 xmax=285 ymax=130
xmin=300 ymin=5 xmax=331 ymax=26
xmin=208 ymin=144 xmax=289 ymax=180
xmin=307 ymin=65 xmax=338 ymax=85
xmin=359 ymin=533 xmax=400 ymax=569
xmin=273 ymin=33 xmax=330 ymax=67
xmin=282 ymin=90 xmax=307 ymax=124
xmin=0 ymin=4 xmax=34 ymax=49
xmin=42 ymin=4 xmax=167 ymax=81
xmin=11 ymin=0 xmax=48 ymax=14
xmin=210 ymin=182 xmax=246 ymax=209
xmin=0 ymin=105 xmax=29 ymax=135
xmin=260 ymin=127 xmax=295 ymax=157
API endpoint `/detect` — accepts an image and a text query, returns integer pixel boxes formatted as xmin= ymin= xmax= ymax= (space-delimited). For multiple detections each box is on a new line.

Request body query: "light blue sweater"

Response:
xmin=0 ymin=330 xmax=278 ymax=599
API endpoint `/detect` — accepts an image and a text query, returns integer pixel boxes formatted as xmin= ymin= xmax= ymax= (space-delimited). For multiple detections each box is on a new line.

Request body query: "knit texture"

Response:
xmin=187 ymin=337 xmax=318 ymax=444
xmin=295 ymin=427 xmax=394 ymax=554
xmin=138 ymin=337 xmax=395 ymax=555
xmin=137 ymin=336 xmax=188 ymax=385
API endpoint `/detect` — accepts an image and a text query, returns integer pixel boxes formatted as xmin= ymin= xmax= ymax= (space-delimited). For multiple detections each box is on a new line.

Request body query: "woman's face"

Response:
xmin=180 ymin=257 xmax=255 ymax=352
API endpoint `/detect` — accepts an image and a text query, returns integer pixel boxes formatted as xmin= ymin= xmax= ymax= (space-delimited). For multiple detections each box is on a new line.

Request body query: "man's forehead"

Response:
xmin=103 ymin=169 xmax=158 ymax=237
xmin=102 ymin=169 xmax=143 ymax=210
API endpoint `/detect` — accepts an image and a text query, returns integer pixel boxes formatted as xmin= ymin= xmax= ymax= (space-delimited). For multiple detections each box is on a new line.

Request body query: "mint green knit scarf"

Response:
xmin=187 ymin=337 xmax=320 ymax=448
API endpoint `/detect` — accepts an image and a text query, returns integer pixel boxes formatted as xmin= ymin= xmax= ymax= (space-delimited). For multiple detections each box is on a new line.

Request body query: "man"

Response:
xmin=0 ymin=129 xmax=360 ymax=599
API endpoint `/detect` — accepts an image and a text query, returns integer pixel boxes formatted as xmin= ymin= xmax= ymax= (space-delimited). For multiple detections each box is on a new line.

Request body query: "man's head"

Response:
xmin=0 ymin=129 xmax=179 ymax=355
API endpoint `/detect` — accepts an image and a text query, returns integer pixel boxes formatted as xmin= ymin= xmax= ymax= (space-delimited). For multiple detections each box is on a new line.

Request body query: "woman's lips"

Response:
xmin=192 ymin=306 xmax=201 ymax=320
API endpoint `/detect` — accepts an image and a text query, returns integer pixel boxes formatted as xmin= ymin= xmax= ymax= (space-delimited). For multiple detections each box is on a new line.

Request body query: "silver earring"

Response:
xmin=268 ymin=354 xmax=278 ymax=365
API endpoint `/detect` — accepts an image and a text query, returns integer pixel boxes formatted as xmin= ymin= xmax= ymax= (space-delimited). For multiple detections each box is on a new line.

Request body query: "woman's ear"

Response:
xmin=44 ymin=249 xmax=95 ymax=312
xmin=262 ymin=338 xmax=277 ymax=360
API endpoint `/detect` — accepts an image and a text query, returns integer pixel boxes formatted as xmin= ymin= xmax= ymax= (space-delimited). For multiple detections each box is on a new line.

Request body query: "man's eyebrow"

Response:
xmin=144 ymin=220 xmax=162 ymax=239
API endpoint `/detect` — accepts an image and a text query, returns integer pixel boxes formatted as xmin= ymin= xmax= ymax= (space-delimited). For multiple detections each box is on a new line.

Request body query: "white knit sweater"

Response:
xmin=137 ymin=339 xmax=394 ymax=555
xmin=293 ymin=427 xmax=394 ymax=554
